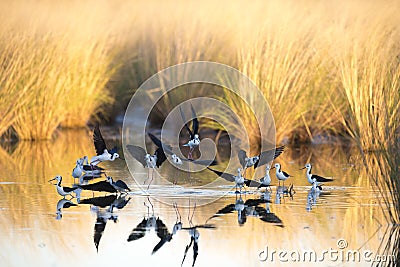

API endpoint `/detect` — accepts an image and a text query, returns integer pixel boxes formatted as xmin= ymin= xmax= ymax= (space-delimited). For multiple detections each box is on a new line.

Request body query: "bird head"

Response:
xmin=274 ymin=163 xmax=280 ymax=170
xmin=48 ymin=175 xmax=62 ymax=183
xmin=301 ymin=163 xmax=311 ymax=170
xmin=194 ymin=134 xmax=199 ymax=140
xmin=266 ymin=164 xmax=271 ymax=171
xmin=106 ymin=176 xmax=113 ymax=183
xmin=145 ymin=154 xmax=151 ymax=160
xmin=237 ymin=168 xmax=242 ymax=174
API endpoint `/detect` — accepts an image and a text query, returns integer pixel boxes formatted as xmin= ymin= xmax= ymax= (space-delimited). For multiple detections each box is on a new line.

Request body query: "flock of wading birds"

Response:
xmin=49 ymin=103 xmax=334 ymax=199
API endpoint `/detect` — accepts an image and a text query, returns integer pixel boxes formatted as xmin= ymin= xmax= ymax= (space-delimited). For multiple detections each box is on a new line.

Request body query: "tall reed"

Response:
xmin=333 ymin=7 xmax=400 ymax=151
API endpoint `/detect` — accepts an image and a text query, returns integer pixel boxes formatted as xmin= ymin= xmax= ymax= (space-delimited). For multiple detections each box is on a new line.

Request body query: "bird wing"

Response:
xmin=127 ymin=218 xmax=148 ymax=242
xmin=93 ymin=124 xmax=107 ymax=156
xmin=181 ymin=238 xmax=194 ymax=266
xmin=193 ymin=239 xmax=199 ymax=267
xmin=190 ymin=103 xmax=199 ymax=135
xmin=94 ymin=217 xmax=107 ymax=252
xmin=112 ymin=196 xmax=131 ymax=209
xmin=180 ymin=158 xmax=218 ymax=166
xmin=79 ymin=195 xmax=117 ymax=208
xmin=244 ymin=198 xmax=265 ymax=207
xmin=256 ymin=207 xmax=284 ymax=227
xmin=207 ymin=204 xmax=235 ymax=221
xmin=238 ymin=149 xmax=247 ymax=169
xmin=82 ymin=165 xmax=104 ymax=171
xmin=148 ymin=133 xmax=173 ymax=155
xmin=114 ymin=180 xmax=131 ymax=191
xmin=63 ymin=186 xmax=79 ymax=193
xmin=155 ymin=218 xmax=171 ymax=239
xmin=313 ymin=174 xmax=333 ymax=182
xmin=254 ymin=145 xmax=285 ymax=168
xmin=244 ymin=179 xmax=262 ymax=188
xmin=282 ymin=171 xmax=291 ymax=177
xmin=154 ymin=147 xmax=167 ymax=167
xmin=79 ymin=181 xmax=117 ymax=193
xmin=180 ymin=106 xmax=194 ymax=139
xmin=207 ymin=168 xmax=235 ymax=182
xmin=152 ymin=218 xmax=173 ymax=254
xmin=152 ymin=234 xmax=172 ymax=254
xmin=126 ymin=145 xmax=147 ymax=167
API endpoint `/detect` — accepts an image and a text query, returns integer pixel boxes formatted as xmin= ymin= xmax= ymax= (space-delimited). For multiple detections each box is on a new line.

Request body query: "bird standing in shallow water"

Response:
xmin=301 ymin=163 xmax=333 ymax=185
xmin=90 ymin=124 xmax=121 ymax=166
xmin=106 ymin=176 xmax=131 ymax=193
xmin=207 ymin=167 xmax=261 ymax=193
xmin=49 ymin=175 xmax=81 ymax=199
xmin=126 ymin=133 xmax=171 ymax=189
xmin=257 ymin=164 xmax=272 ymax=191
xmin=273 ymin=163 xmax=291 ymax=187
xmin=180 ymin=103 xmax=200 ymax=160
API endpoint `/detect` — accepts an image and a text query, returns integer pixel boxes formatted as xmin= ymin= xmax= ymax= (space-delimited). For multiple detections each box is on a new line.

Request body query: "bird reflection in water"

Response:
xmin=181 ymin=201 xmax=216 ymax=267
xmin=79 ymin=194 xmax=131 ymax=252
xmin=207 ymin=193 xmax=284 ymax=227
xmin=127 ymin=198 xmax=183 ymax=254
xmin=306 ymin=182 xmax=330 ymax=212
xmin=274 ymin=184 xmax=295 ymax=204
xmin=55 ymin=198 xmax=77 ymax=220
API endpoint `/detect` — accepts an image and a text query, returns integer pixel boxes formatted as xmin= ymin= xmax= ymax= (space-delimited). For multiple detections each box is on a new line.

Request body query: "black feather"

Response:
xmin=126 ymin=145 xmax=147 ymax=167
xmin=190 ymin=103 xmax=199 ymax=135
xmin=93 ymin=124 xmax=107 ymax=156
xmin=79 ymin=180 xmax=117 ymax=193
xmin=207 ymin=167 xmax=235 ymax=182
xmin=254 ymin=145 xmax=285 ymax=168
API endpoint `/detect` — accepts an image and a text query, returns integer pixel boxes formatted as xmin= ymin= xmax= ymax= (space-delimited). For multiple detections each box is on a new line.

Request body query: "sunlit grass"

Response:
xmin=0 ymin=1 xmax=120 ymax=139
xmin=1 ymin=0 xmax=399 ymax=146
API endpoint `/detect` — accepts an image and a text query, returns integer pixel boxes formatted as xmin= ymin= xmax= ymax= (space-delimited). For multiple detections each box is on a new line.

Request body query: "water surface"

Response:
xmin=0 ymin=130 xmax=395 ymax=266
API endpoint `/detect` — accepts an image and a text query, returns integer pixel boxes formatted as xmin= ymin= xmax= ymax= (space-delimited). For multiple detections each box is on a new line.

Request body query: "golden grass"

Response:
xmin=0 ymin=1 xmax=119 ymax=139
xmin=0 ymin=0 xmax=399 ymax=148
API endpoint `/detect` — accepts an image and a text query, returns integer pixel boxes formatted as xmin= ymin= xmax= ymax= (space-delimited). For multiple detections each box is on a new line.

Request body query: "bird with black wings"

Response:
xmin=90 ymin=124 xmax=123 ymax=166
xmin=238 ymin=145 xmax=285 ymax=174
xmin=180 ymin=103 xmax=200 ymax=160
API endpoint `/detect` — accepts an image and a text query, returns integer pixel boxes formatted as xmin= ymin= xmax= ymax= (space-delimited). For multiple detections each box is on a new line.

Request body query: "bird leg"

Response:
xmin=146 ymin=170 xmax=154 ymax=191
xmin=188 ymin=147 xmax=194 ymax=160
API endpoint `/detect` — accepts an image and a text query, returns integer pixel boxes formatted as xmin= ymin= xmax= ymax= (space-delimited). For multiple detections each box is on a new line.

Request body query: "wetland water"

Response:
xmin=0 ymin=130 xmax=396 ymax=266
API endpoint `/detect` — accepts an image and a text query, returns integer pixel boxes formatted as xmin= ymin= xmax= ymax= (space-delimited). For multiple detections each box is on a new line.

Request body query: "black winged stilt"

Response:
xmin=301 ymin=163 xmax=333 ymax=186
xmin=180 ymin=103 xmax=200 ymax=160
xmin=49 ymin=176 xmax=81 ymax=198
xmin=272 ymin=163 xmax=291 ymax=187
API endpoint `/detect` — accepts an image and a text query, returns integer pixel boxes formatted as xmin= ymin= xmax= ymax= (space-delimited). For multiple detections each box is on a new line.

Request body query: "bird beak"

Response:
xmin=300 ymin=167 xmax=306 ymax=170
xmin=119 ymin=156 xmax=125 ymax=160
xmin=48 ymin=178 xmax=56 ymax=184
xmin=271 ymin=166 xmax=275 ymax=170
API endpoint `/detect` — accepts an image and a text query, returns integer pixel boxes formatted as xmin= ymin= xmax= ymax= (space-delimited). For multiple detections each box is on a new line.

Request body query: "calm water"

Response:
xmin=0 ymin=130 xmax=396 ymax=266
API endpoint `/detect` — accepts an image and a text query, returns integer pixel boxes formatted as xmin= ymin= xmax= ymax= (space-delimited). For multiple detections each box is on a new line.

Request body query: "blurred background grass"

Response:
xmin=0 ymin=0 xmax=398 ymax=153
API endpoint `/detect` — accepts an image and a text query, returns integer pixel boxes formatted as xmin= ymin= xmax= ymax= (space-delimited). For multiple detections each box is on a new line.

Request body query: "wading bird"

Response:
xmin=207 ymin=167 xmax=261 ymax=193
xmin=107 ymin=176 xmax=131 ymax=193
xmin=257 ymin=164 xmax=272 ymax=191
xmin=90 ymin=124 xmax=121 ymax=166
xmin=180 ymin=103 xmax=200 ymax=159
xmin=72 ymin=156 xmax=105 ymax=179
xmin=301 ymin=163 xmax=333 ymax=185
xmin=49 ymin=175 xmax=81 ymax=199
xmin=273 ymin=163 xmax=291 ymax=186
xmin=126 ymin=133 xmax=171 ymax=189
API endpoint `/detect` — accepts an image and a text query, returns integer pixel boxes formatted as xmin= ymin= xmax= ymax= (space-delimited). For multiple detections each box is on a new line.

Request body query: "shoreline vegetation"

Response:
xmin=0 ymin=0 xmax=399 ymax=250
xmin=0 ymin=0 xmax=398 ymax=152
